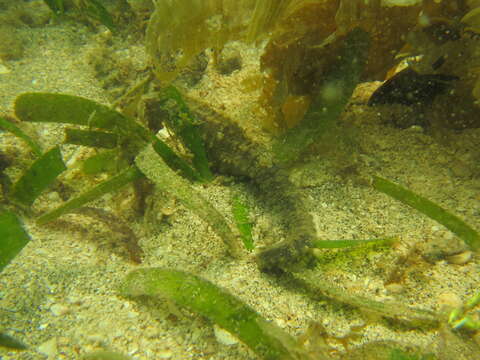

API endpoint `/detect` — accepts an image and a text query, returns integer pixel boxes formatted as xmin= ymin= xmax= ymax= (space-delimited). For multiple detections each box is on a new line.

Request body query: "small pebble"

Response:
xmin=437 ymin=292 xmax=462 ymax=312
xmin=86 ymin=333 xmax=104 ymax=343
xmin=37 ymin=337 xmax=57 ymax=358
xmin=442 ymin=232 xmax=455 ymax=241
xmin=385 ymin=283 xmax=404 ymax=294
xmin=447 ymin=251 xmax=472 ymax=265
xmin=0 ymin=63 xmax=10 ymax=74
xmin=158 ymin=349 xmax=173 ymax=359
xmin=214 ymin=324 xmax=238 ymax=346
xmin=408 ymin=125 xmax=423 ymax=132
xmin=127 ymin=310 xmax=139 ymax=319
xmin=50 ymin=303 xmax=70 ymax=316
xmin=276 ymin=318 xmax=287 ymax=328
xmin=312 ymin=248 xmax=323 ymax=258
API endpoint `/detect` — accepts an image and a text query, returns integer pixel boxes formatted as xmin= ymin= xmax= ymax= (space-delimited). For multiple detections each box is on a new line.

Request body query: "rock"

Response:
xmin=158 ymin=349 xmax=173 ymax=359
xmin=214 ymin=324 xmax=238 ymax=346
xmin=37 ymin=337 xmax=57 ymax=358
xmin=385 ymin=283 xmax=404 ymax=294
xmin=50 ymin=303 xmax=70 ymax=316
xmin=0 ymin=63 xmax=10 ymax=74
xmin=437 ymin=292 xmax=462 ymax=313
xmin=446 ymin=251 xmax=473 ymax=265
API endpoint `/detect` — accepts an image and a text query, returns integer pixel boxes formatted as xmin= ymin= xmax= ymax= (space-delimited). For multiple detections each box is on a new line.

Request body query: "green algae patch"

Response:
xmin=372 ymin=176 xmax=480 ymax=252
xmin=0 ymin=116 xmax=42 ymax=157
xmin=0 ymin=209 xmax=31 ymax=273
xmin=135 ymin=144 xmax=242 ymax=258
xmin=11 ymin=146 xmax=66 ymax=207
xmin=120 ymin=268 xmax=309 ymax=360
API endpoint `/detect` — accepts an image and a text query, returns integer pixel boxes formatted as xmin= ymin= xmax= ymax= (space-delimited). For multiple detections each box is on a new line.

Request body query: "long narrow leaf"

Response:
xmin=160 ymin=86 xmax=213 ymax=181
xmin=42 ymin=0 xmax=64 ymax=15
xmin=152 ymin=139 xmax=200 ymax=181
xmin=15 ymin=93 xmax=122 ymax=130
xmin=83 ymin=0 xmax=116 ymax=32
xmin=372 ymin=176 xmax=480 ymax=251
xmin=83 ymin=351 xmax=132 ymax=360
xmin=82 ymin=150 xmax=119 ymax=174
xmin=0 ymin=116 xmax=42 ymax=157
xmin=312 ymin=238 xmax=395 ymax=249
xmin=232 ymin=195 xmax=254 ymax=251
xmin=291 ymin=268 xmax=439 ymax=328
xmin=37 ymin=166 xmax=143 ymax=224
xmin=64 ymin=128 xmax=118 ymax=149
xmin=14 ymin=92 xmax=204 ymax=181
xmin=0 ymin=209 xmax=31 ymax=272
xmin=120 ymin=268 xmax=312 ymax=360
xmin=11 ymin=146 xmax=66 ymax=207
xmin=14 ymin=92 xmax=153 ymax=166
xmin=135 ymin=145 xmax=241 ymax=258
xmin=0 ymin=331 xmax=28 ymax=350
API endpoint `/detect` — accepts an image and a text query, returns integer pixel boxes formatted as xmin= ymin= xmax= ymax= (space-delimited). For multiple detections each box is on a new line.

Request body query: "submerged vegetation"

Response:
xmin=1 ymin=0 xmax=480 ymax=359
